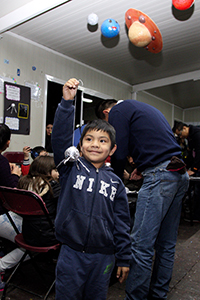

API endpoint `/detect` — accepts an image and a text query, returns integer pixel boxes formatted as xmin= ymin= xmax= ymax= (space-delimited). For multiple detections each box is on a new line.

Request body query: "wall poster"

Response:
xmin=4 ymin=82 xmax=31 ymax=135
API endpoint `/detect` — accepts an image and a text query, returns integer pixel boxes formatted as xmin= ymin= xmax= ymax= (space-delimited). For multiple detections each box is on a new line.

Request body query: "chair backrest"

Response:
xmin=0 ymin=186 xmax=49 ymax=217
xmin=3 ymin=151 xmax=24 ymax=165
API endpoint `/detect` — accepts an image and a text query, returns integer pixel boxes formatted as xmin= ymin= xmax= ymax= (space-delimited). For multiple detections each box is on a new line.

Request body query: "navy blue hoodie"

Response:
xmin=52 ymin=98 xmax=131 ymax=267
xmin=109 ymin=100 xmax=182 ymax=178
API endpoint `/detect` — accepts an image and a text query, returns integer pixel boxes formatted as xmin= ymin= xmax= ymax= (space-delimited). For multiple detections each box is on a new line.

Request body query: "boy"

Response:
xmin=51 ymin=78 xmax=131 ymax=300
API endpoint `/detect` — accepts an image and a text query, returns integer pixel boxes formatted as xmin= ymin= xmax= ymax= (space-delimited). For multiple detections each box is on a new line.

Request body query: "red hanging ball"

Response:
xmin=172 ymin=0 xmax=194 ymax=10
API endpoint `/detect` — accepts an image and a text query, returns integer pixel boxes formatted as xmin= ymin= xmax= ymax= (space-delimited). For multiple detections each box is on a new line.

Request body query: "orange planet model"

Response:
xmin=125 ymin=8 xmax=163 ymax=53
xmin=172 ymin=0 xmax=194 ymax=10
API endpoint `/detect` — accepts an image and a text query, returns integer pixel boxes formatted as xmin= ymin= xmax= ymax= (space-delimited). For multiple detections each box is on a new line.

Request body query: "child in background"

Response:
xmin=51 ymin=78 xmax=131 ymax=300
xmin=45 ymin=123 xmax=53 ymax=153
xmin=21 ymin=146 xmax=48 ymax=176
xmin=17 ymin=156 xmax=60 ymax=246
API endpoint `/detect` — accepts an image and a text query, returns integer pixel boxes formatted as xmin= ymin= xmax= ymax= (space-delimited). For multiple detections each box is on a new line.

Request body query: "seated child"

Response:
xmin=0 ymin=124 xmax=22 ymax=291
xmin=17 ymin=156 xmax=60 ymax=246
xmin=21 ymin=146 xmax=48 ymax=176
xmin=52 ymin=78 xmax=131 ymax=300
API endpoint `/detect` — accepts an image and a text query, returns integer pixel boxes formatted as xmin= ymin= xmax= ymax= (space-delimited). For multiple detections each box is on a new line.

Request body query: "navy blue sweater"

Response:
xmin=109 ymin=100 xmax=182 ymax=178
xmin=52 ymin=99 xmax=131 ymax=266
xmin=0 ymin=154 xmax=19 ymax=215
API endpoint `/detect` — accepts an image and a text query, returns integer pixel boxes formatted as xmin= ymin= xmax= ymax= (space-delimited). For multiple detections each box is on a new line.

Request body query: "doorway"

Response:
xmin=45 ymin=76 xmax=112 ymax=147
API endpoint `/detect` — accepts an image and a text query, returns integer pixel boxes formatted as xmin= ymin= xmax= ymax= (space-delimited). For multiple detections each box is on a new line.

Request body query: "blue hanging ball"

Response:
xmin=101 ymin=19 xmax=120 ymax=38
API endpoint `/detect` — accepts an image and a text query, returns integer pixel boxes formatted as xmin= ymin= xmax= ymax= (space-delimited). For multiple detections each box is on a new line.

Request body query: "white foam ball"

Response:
xmin=87 ymin=13 xmax=98 ymax=26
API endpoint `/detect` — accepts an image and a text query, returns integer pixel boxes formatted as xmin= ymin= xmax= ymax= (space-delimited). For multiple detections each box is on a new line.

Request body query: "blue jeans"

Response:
xmin=125 ymin=160 xmax=189 ymax=300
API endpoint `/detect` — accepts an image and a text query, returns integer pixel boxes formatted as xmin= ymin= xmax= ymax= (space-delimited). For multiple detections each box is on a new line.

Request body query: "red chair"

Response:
xmin=0 ymin=186 xmax=60 ymax=300
xmin=3 ymin=152 xmax=24 ymax=165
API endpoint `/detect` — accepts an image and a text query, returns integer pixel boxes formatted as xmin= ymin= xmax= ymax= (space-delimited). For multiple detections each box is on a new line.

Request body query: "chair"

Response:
xmin=0 ymin=186 xmax=60 ymax=300
xmin=3 ymin=152 xmax=24 ymax=165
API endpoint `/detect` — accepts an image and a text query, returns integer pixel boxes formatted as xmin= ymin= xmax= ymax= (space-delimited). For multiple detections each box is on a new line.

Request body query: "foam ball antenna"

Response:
xmin=101 ymin=19 xmax=120 ymax=38
xmin=172 ymin=0 xmax=194 ymax=10
xmin=87 ymin=13 xmax=98 ymax=26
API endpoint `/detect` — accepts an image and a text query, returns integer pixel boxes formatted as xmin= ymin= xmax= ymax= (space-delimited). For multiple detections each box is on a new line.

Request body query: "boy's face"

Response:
xmin=81 ymin=129 xmax=116 ymax=169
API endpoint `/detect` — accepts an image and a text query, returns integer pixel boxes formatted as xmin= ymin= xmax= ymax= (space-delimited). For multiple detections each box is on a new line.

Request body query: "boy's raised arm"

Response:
xmin=51 ymin=78 xmax=79 ymax=167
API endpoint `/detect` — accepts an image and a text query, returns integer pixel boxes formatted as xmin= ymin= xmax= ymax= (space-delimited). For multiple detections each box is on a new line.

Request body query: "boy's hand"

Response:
xmin=23 ymin=146 xmax=31 ymax=160
xmin=116 ymin=266 xmax=129 ymax=283
xmin=63 ymin=78 xmax=79 ymax=101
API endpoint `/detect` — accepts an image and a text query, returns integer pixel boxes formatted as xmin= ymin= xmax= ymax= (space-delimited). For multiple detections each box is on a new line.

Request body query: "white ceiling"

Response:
xmin=1 ymin=0 xmax=200 ymax=109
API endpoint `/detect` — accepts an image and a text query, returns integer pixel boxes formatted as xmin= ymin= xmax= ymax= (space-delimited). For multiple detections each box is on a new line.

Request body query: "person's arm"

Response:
xmin=21 ymin=164 xmax=30 ymax=176
xmin=113 ymin=181 xmax=131 ymax=282
xmin=0 ymin=158 xmax=21 ymax=187
xmin=23 ymin=146 xmax=31 ymax=161
xmin=116 ymin=266 xmax=129 ymax=283
xmin=123 ymin=169 xmax=130 ymax=180
xmin=51 ymin=78 xmax=79 ymax=170
xmin=129 ymin=168 xmax=143 ymax=180
xmin=20 ymin=146 xmax=31 ymax=176
xmin=109 ymin=106 xmax=130 ymax=179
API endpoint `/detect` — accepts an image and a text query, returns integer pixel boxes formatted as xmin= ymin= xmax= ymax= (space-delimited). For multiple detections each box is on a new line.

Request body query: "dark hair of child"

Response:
xmin=0 ymin=124 xmax=11 ymax=150
xmin=79 ymin=119 xmax=116 ymax=150
xmin=31 ymin=146 xmax=47 ymax=159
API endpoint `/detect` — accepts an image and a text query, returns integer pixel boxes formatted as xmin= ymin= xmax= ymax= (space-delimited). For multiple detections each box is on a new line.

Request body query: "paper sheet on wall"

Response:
xmin=6 ymin=85 xmax=20 ymax=101
xmin=5 ymin=117 xmax=19 ymax=130
xmin=25 ymin=82 xmax=40 ymax=101
xmin=0 ymin=76 xmax=15 ymax=93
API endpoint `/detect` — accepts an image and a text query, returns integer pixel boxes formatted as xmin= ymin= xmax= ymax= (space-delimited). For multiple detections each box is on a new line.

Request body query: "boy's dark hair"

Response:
xmin=172 ymin=121 xmax=188 ymax=133
xmin=31 ymin=146 xmax=46 ymax=160
xmin=79 ymin=119 xmax=116 ymax=150
xmin=95 ymin=99 xmax=117 ymax=120
xmin=0 ymin=124 xmax=11 ymax=150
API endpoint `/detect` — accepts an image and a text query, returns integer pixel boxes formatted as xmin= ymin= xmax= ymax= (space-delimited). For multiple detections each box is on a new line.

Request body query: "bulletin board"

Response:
xmin=4 ymin=82 xmax=31 ymax=135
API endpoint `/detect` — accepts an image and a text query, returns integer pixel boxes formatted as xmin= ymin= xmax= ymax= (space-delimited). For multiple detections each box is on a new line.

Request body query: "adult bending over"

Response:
xmin=96 ymin=98 xmax=189 ymax=300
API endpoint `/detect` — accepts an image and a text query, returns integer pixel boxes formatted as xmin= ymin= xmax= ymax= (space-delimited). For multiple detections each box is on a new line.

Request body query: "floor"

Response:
xmin=1 ymin=217 xmax=200 ymax=300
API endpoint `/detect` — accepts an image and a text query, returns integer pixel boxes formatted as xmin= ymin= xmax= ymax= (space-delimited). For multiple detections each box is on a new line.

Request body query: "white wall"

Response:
xmin=136 ymin=91 xmax=181 ymax=127
xmin=2 ymin=32 xmax=200 ymax=153
xmin=0 ymin=32 xmax=132 ymax=151
xmin=174 ymin=106 xmax=184 ymax=122
xmin=184 ymin=106 xmax=200 ymax=124
xmin=136 ymin=91 xmax=200 ymax=127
